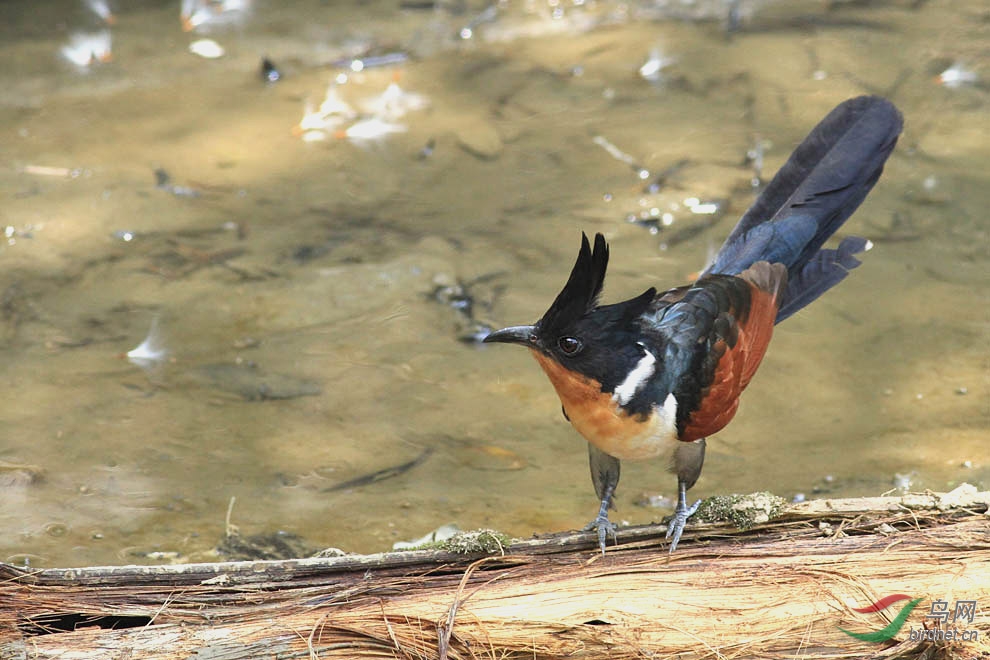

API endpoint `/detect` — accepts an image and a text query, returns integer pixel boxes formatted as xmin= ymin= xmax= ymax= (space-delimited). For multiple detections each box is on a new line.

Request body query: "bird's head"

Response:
xmin=484 ymin=233 xmax=656 ymax=394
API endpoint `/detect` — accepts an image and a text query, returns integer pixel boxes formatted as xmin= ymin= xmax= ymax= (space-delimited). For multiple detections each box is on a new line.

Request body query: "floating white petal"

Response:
xmin=189 ymin=38 xmax=225 ymax=59
xmin=84 ymin=0 xmax=115 ymax=24
xmin=318 ymin=86 xmax=357 ymax=120
xmin=181 ymin=0 xmax=251 ymax=32
xmin=639 ymin=48 xmax=674 ymax=82
xmin=360 ymin=82 xmax=429 ymax=121
xmin=938 ymin=64 xmax=978 ymax=89
xmin=127 ymin=317 xmax=168 ymax=368
xmin=340 ymin=117 xmax=407 ymax=141
xmin=61 ymin=31 xmax=112 ymax=68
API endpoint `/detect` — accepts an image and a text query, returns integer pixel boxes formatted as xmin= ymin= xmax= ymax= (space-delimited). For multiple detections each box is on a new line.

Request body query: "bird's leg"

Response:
xmin=584 ymin=483 xmax=617 ymax=555
xmin=666 ymin=478 xmax=701 ymax=552
xmin=666 ymin=437 xmax=705 ymax=553
xmin=582 ymin=443 xmax=620 ymax=555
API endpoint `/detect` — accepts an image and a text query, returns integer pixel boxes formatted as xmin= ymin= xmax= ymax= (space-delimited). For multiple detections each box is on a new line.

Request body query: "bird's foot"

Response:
xmin=665 ymin=498 xmax=700 ymax=553
xmin=582 ymin=513 xmax=618 ymax=556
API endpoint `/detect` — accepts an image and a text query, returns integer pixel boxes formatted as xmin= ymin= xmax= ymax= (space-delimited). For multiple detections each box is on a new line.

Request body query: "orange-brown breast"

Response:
xmin=681 ymin=281 xmax=779 ymax=441
xmin=529 ymin=350 xmax=677 ymax=460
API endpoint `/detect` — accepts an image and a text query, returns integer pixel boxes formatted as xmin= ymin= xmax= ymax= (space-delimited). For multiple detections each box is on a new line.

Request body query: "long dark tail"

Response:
xmin=704 ymin=95 xmax=903 ymax=323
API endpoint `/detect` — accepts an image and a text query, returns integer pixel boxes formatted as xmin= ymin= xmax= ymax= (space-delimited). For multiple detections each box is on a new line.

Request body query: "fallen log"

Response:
xmin=2 ymin=485 xmax=988 ymax=660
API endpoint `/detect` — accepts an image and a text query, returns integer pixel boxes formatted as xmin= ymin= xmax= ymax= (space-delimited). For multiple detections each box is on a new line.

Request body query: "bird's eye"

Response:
xmin=557 ymin=336 xmax=583 ymax=356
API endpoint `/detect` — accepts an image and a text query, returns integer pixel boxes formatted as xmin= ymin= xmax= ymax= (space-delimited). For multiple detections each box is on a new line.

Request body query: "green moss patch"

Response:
xmin=695 ymin=492 xmax=787 ymax=530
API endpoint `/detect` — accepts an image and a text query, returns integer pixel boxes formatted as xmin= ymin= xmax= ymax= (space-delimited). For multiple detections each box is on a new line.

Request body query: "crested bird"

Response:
xmin=484 ymin=96 xmax=903 ymax=554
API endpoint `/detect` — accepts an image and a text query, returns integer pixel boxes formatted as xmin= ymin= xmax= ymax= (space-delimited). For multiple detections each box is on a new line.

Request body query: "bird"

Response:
xmin=483 ymin=95 xmax=903 ymax=555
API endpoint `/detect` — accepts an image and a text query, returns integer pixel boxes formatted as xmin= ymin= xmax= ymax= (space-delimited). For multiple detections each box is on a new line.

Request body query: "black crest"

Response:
xmin=538 ymin=233 xmax=609 ymax=334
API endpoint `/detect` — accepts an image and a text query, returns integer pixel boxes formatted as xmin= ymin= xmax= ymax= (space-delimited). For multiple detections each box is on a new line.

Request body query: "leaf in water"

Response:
xmin=463 ymin=445 xmax=527 ymax=471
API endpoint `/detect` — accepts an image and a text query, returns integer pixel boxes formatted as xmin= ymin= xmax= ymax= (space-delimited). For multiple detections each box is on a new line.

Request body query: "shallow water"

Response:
xmin=0 ymin=0 xmax=987 ymax=568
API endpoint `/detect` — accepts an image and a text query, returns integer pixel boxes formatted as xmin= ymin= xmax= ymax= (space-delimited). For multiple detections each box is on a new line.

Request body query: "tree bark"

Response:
xmin=2 ymin=486 xmax=988 ymax=660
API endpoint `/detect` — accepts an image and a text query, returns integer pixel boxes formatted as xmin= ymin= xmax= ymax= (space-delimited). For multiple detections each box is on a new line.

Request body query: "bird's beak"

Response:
xmin=483 ymin=325 xmax=537 ymax=347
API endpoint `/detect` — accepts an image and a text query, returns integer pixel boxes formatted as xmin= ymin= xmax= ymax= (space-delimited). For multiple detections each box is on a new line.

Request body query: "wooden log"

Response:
xmin=2 ymin=486 xmax=988 ymax=660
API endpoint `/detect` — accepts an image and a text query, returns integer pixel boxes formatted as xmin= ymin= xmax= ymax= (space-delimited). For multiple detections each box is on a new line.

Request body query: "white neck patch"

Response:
xmin=612 ymin=343 xmax=656 ymax=406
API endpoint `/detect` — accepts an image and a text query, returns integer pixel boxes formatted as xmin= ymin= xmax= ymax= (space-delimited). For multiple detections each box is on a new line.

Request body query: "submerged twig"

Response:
xmin=323 ymin=447 xmax=434 ymax=492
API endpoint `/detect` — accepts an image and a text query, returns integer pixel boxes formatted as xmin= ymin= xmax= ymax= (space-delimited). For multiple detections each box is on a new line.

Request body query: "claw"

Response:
xmin=665 ymin=498 xmax=700 ymax=553
xmin=583 ymin=514 xmax=618 ymax=556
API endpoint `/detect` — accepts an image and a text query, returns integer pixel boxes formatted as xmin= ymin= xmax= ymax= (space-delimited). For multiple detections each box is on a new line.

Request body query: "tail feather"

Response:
xmin=775 ymin=236 xmax=870 ymax=322
xmin=704 ymin=96 xmax=902 ymax=321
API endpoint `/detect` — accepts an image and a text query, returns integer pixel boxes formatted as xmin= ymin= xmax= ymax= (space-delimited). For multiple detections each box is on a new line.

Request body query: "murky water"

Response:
xmin=1 ymin=0 xmax=987 ymax=568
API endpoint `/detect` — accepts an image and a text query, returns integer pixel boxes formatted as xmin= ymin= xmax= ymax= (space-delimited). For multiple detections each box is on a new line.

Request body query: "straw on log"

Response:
xmin=1 ymin=485 xmax=988 ymax=660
